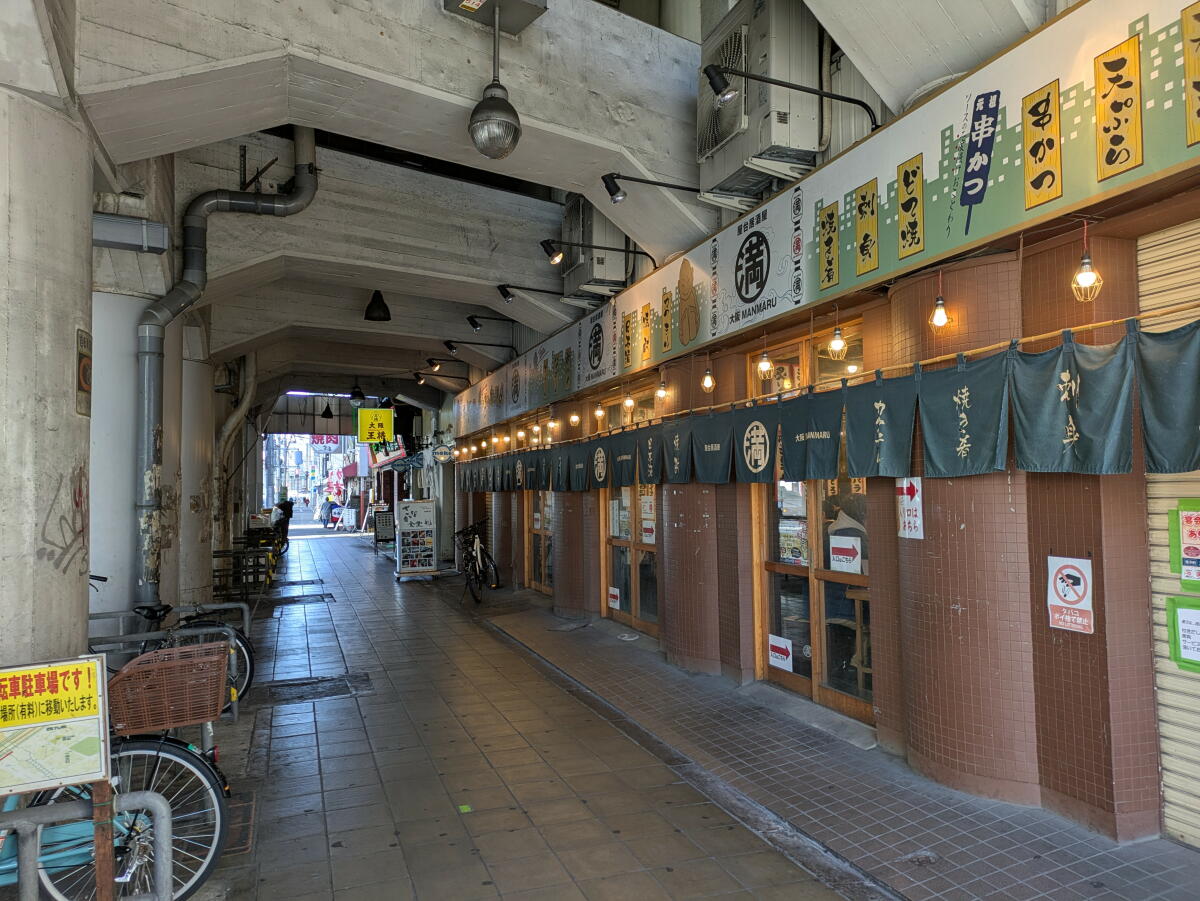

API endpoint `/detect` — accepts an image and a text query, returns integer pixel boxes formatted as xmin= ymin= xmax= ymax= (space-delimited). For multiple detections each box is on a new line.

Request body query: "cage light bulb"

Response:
xmin=622 ymin=394 xmax=635 ymax=409
xmin=503 ymin=435 xmax=511 ymax=443
xmin=516 ymin=429 xmax=525 ymax=439
xmin=569 ymin=413 xmax=580 ymax=425
xmin=452 ymin=448 xmax=460 ymax=457
xmin=470 ymin=444 xmax=478 ymax=452
xmin=829 ymin=327 xmax=846 ymax=352
xmin=758 ymin=351 xmax=773 ymax=374
xmin=532 ymin=424 xmax=541 ymax=433
xmin=930 ymin=296 xmax=949 ymax=328
xmin=656 ymin=381 xmax=668 ymax=399
xmin=1073 ymin=253 xmax=1098 ymax=288
xmin=847 ymin=363 xmax=860 ymax=374
xmin=701 ymin=368 xmax=716 ymax=393
xmin=594 ymin=404 xmax=605 ymax=419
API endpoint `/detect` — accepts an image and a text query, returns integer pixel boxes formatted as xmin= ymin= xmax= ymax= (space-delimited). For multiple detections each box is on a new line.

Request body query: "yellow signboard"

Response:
xmin=853 ymin=179 xmax=878 ymax=276
xmin=1094 ymin=34 xmax=1143 ymax=181
xmin=896 ymin=154 xmax=925 ymax=259
xmin=1022 ymin=79 xmax=1063 ymax=209
xmin=818 ymin=201 xmax=839 ymax=290
xmin=0 ymin=656 xmax=108 ymax=796
xmin=357 ymin=407 xmax=394 ymax=444
xmin=1184 ymin=3 xmax=1200 ymax=147
xmin=660 ymin=288 xmax=672 ymax=353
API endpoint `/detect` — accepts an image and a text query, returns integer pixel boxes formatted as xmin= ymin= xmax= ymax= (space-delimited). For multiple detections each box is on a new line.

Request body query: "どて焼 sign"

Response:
xmin=357 ymin=408 xmax=394 ymax=444
xmin=1046 ymin=555 xmax=1094 ymax=634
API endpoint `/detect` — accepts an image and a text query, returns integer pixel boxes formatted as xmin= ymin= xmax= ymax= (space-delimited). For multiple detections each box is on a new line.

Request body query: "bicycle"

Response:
xmin=87 ymin=576 xmax=255 ymax=710
xmin=454 ymin=518 xmax=501 ymax=604
xmin=0 ymin=646 xmax=233 ymax=900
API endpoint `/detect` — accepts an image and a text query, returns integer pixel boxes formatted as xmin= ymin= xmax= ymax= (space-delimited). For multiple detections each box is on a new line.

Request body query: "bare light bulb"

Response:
xmin=516 ymin=429 xmax=525 ymax=439
xmin=569 ymin=413 xmax=580 ymax=425
xmin=758 ymin=351 xmax=773 ymax=375
xmin=503 ymin=435 xmax=511 ymax=443
xmin=829 ymin=327 xmax=846 ymax=353
xmin=595 ymin=404 xmax=605 ymax=419
xmin=930 ymin=296 xmax=949 ymax=328
xmin=656 ymin=381 xmax=668 ymax=399
xmin=532 ymin=424 xmax=541 ymax=433
xmin=532 ymin=435 xmax=540 ymax=444
xmin=470 ymin=444 xmax=478 ymax=452
xmin=481 ymin=439 xmax=488 ymax=446
xmin=622 ymin=394 xmax=635 ymax=409
xmin=701 ymin=368 xmax=716 ymax=393
xmin=547 ymin=419 xmax=558 ymax=430
xmin=847 ymin=364 xmax=860 ymax=374
xmin=452 ymin=448 xmax=460 ymax=457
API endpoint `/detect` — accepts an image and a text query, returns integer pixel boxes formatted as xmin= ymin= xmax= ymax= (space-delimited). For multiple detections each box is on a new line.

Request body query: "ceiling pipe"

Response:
xmin=134 ymin=126 xmax=318 ymax=608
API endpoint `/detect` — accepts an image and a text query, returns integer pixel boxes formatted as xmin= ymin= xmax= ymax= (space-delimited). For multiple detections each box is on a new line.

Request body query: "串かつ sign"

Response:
xmin=1046 ymin=555 xmax=1094 ymax=634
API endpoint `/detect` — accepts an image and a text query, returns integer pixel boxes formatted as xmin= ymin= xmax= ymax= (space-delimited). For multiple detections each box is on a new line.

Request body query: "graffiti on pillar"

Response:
xmin=37 ymin=466 xmax=89 ymax=574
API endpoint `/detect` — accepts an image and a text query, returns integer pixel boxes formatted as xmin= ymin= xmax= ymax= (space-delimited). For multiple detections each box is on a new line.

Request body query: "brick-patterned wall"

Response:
xmin=581 ymin=490 xmax=601 ymax=615
xmin=888 ymin=257 xmax=1042 ymax=803
xmin=661 ymin=482 xmax=722 ymax=674
xmin=488 ymin=493 xmax=513 ymax=588
xmin=553 ymin=490 xmax=588 ymax=618
xmin=1021 ymin=236 xmax=1161 ymax=839
xmin=715 ymin=482 xmax=755 ymax=684
xmin=510 ymin=491 xmax=526 ymax=590
xmin=454 ymin=485 xmax=467 ymax=570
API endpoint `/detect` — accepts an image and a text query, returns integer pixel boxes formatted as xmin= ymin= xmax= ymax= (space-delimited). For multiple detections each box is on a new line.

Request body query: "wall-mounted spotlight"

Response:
xmin=364 ymin=289 xmax=391 ymax=322
xmin=601 ymin=172 xmax=754 ymax=211
xmin=444 ymin=338 xmax=517 ymax=357
xmin=467 ymin=315 xmax=482 ymax=332
xmin=416 ymin=373 xmax=426 ymax=385
xmin=466 ymin=313 xmax=510 ymax=333
xmin=540 ymin=239 xmax=657 ymax=269
xmin=468 ymin=3 xmax=521 ymax=159
xmin=702 ymin=63 xmax=879 ymax=131
xmin=498 ymin=283 xmax=566 ymax=303
xmin=445 ymin=340 xmax=458 ymax=355
xmin=427 ymin=358 xmax=442 ymax=372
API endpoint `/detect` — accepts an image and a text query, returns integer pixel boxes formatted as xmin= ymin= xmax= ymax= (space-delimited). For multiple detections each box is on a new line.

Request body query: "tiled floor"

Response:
xmin=200 ymin=533 xmax=847 ymax=900
xmin=490 ymin=610 xmax=1200 ymax=901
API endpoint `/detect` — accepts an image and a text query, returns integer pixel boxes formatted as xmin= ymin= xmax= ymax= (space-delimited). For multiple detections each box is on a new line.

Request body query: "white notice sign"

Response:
xmin=1177 ymin=607 xmax=1200 ymax=664
xmin=767 ymin=634 xmax=793 ymax=672
xmin=607 ymin=587 xmax=620 ymax=609
xmin=1046 ymin=555 xmax=1094 ymax=634
xmin=896 ymin=478 xmax=924 ymax=540
xmin=829 ymin=536 xmax=863 ymax=574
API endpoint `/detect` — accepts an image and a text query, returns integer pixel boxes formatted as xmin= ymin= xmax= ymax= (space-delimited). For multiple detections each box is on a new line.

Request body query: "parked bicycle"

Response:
xmin=454 ymin=518 xmax=501 ymax=603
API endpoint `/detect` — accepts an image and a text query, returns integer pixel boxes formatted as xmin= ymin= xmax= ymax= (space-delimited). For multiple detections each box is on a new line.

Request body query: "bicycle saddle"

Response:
xmin=133 ymin=603 xmax=173 ymax=622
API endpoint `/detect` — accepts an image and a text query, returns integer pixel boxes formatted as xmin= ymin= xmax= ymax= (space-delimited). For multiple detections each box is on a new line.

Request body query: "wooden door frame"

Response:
xmin=602 ymin=482 xmax=661 ymax=637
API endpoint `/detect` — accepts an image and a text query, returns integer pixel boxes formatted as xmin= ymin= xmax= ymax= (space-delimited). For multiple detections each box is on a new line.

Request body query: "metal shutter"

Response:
xmin=1138 ymin=218 xmax=1200 ymax=847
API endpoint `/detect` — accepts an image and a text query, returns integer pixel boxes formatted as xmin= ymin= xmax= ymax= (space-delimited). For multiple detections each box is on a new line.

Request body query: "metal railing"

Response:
xmin=0 ymin=790 xmax=173 ymax=901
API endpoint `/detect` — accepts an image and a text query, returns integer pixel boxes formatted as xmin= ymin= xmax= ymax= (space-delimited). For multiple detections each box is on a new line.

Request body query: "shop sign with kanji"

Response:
xmin=0 ymin=656 xmax=109 ymax=795
xmin=356 ymin=407 xmax=394 ymax=444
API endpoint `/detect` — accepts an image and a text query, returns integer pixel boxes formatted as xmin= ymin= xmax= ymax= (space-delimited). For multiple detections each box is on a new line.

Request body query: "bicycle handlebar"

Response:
xmin=89 ymin=574 xmax=109 ymax=582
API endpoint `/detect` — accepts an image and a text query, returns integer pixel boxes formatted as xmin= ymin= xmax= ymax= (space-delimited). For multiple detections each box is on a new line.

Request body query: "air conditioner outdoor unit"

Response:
xmin=698 ymin=0 xmax=822 ymax=197
xmin=561 ymin=194 xmax=629 ymax=297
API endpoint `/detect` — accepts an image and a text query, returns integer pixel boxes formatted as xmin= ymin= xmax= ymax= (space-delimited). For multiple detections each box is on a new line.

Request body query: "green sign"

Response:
xmin=1166 ymin=500 xmax=1200 ymax=592
xmin=1167 ymin=596 xmax=1200 ymax=674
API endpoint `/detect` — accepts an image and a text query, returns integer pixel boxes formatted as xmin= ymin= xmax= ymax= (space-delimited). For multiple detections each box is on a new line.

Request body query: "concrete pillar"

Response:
xmin=0 ymin=88 xmax=93 ymax=662
xmin=178 ymin=353 xmax=214 ymax=605
xmin=158 ymin=320 xmax=183 ymax=604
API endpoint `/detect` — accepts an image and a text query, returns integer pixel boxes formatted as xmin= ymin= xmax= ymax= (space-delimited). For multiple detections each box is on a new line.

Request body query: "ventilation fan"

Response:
xmin=696 ymin=26 xmax=748 ymax=162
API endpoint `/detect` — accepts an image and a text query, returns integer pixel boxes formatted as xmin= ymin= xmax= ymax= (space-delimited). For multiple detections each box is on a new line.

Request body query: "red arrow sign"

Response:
xmin=831 ymin=544 xmax=860 ymax=560
xmin=895 ymin=481 xmax=918 ymax=499
xmin=769 ymin=642 xmax=791 ymax=659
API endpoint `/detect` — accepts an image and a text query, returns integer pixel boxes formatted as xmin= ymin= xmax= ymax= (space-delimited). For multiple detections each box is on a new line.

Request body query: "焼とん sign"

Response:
xmin=1046 ymin=555 xmax=1094 ymax=634
xmin=0 ymin=656 xmax=109 ymax=796
xmin=357 ymin=408 xmax=394 ymax=444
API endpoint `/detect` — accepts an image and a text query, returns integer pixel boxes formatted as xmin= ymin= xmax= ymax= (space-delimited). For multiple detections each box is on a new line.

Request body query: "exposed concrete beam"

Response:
xmin=76 ymin=0 xmax=716 ymax=257
xmin=256 ymin=372 xmax=444 ymax=411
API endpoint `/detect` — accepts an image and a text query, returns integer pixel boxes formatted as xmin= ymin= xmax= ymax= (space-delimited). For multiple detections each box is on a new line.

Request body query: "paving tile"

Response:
xmin=651 ymin=857 xmax=743 ymax=898
xmin=557 ymin=841 xmax=644 ymax=880
xmin=539 ymin=817 xmax=618 ymax=851
xmin=331 ymin=848 xmax=408 ymax=890
xmin=486 ymin=850 xmax=573 ymax=894
xmin=624 ymin=832 xmax=709 ymax=868
xmin=473 ymin=825 xmax=551 ymax=863
xmin=578 ymin=870 xmax=673 ymax=901
xmin=464 ymin=806 xmax=535 ymax=835
xmin=718 ymin=851 xmax=812 ymax=889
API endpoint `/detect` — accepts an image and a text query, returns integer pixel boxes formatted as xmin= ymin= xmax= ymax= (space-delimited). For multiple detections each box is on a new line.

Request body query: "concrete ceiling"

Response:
xmin=805 ymin=0 xmax=1045 ymax=112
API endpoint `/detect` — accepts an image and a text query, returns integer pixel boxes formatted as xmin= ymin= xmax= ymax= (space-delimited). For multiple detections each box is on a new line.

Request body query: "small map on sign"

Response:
xmin=0 ymin=722 xmax=104 ymax=793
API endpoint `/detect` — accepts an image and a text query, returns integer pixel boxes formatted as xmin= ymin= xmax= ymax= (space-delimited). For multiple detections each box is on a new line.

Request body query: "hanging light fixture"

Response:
xmin=826 ymin=309 xmax=848 ymax=360
xmin=594 ymin=403 xmax=605 ymax=419
xmin=532 ymin=424 xmax=541 ymax=433
xmin=1071 ymin=220 xmax=1103 ymax=302
xmin=622 ymin=393 xmax=635 ymax=410
xmin=531 ymin=435 xmax=540 ymax=444
xmin=452 ymin=448 xmax=461 ymax=457
xmin=470 ymin=444 xmax=478 ymax=452
xmin=929 ymin=270 xmax=950 ymax=331
xmin=349 ymin=381 xmax=366 ymax=408
xmin=516 ymin=428 xmax=526 ymax=439
xmin=701 ymin=354 xmax=716 ymax=393
xmin=547 ymin=417 xmax=559 ymax=430
xmin=569 ymin=412 xmax=581 ymax=425
xmin=503 ymin=435 xmax=511 ymax=444
xmin=468 ymin=3 xmax=521 ymax=160
xmin=655 ymin=381 xmax=668 ymax=400
xmin=758 ymin=336 xmax=773 ymax=376
xmin=320 ymin=402 xmax=334 ymax=420
xmin=847 ymin=363 xmax=860 ymax=374
xmin=363 ymin=289 xmax=391 ymax=322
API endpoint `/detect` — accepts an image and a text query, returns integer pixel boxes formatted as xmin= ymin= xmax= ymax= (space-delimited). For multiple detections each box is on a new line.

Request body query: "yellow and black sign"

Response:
xmin=357 ymin=407 xmax=394 ymax=444
xmin=818 ymin=201 xmax=839 ymax=290
xmin=853 ymin=179 xmax=878 ymax=276
xmin=1184 ymin=3 xmax=1200 ymax=147
xmin=1022 ymin=79 xmax=1063 ymax=209
xmin=1094 ymin=34 xmax=1143 ymax=181
xmin=896 ymin=154 xmax=924 ymax=260
xmin=0 ymin=660 xmax=101 ymax=727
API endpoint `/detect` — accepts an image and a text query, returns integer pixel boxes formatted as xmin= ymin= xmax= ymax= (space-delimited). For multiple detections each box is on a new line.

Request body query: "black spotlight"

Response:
xmin=540 ymin=239 xmax=564 ymax=265
xmin=497 ymin=284 xmax=515 ymax=303
xmin=467 ymin=315 xmax=482 ymax=332
xmin=602 ymin=173 xmax=626 ymax=204
xmin=427 ymin=358 xmax=442 ymax=372
xmin=445 ymin=340 xmax=458 ymax=355
xmin=364 ymin=289 xmax=391 ymax=322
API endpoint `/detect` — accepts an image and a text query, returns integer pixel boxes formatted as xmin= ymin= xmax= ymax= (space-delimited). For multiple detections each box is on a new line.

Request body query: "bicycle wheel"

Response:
xmin=175 ymin=621 xmax=255 ymax=707
xmin=34 ymin=737 xmax=228 ymax=900
xmin=466 ymin=563 xmax=484 ymax=603
xmin=482 ymin=550 xmax=501 ymax=591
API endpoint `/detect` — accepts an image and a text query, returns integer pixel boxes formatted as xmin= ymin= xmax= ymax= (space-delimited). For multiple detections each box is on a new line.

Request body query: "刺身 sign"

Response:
xmin=357 ymin=408 xmax=394 ymax=444
xmin=1046 ymin=555 xmax=1094 ymax=634
xmin=0 ymin=656 xmax=109 ymax=796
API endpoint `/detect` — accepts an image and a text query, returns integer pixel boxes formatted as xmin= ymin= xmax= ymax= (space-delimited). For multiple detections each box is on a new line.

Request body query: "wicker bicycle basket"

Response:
xmin=108 ymin=642 xmax=230 ymax=735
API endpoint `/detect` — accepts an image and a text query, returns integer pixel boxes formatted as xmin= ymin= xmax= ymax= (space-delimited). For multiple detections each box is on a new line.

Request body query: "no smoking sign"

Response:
xmin=1046 ymin=555 xmax=1094 ymax=634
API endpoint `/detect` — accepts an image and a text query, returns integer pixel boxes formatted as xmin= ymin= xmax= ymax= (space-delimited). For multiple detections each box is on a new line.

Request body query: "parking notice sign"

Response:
xmin=1046 ymin=556 xmax=1094 ymax=634
xmin=357 ymin=408 xmax=394 ymax=444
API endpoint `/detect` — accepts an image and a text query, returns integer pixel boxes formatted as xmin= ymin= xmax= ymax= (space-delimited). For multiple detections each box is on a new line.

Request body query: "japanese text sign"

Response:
xmin=1185 ymin=3 xmax=1200 ymax=146
xmin=356 ymin=408 xmax=394 ymax=444
xmin=1046 ymin=556 xmax=1094 ymax=634
xmin=853 ymin=179 xmax=879 ymax=276
xmin=0 ymin=656 xmax=109 ymax=796
xmin=818 ymin=201 xmax=839 ymax=290
xmin=1167 ymin=596 xmax=1200 ymax=673
xmin=959 ymin=90 xmax=1001 ymax=234
xmin=896 ymin=478 xmax=924 ymax=540
xmin=896 ymin=154 xmax=924 ymax=259
xmin=1022 ymin=79 xmax=1063 ymax=209
xmin=1094 ymin=34 xmax=1143 ymax=180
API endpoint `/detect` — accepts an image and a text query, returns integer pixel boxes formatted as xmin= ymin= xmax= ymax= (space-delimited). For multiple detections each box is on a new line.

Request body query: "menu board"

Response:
xmin=374 ymin=511 xmax=395 ymax=543
xmin=396 ymin=500 xmax=437 ymax=575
